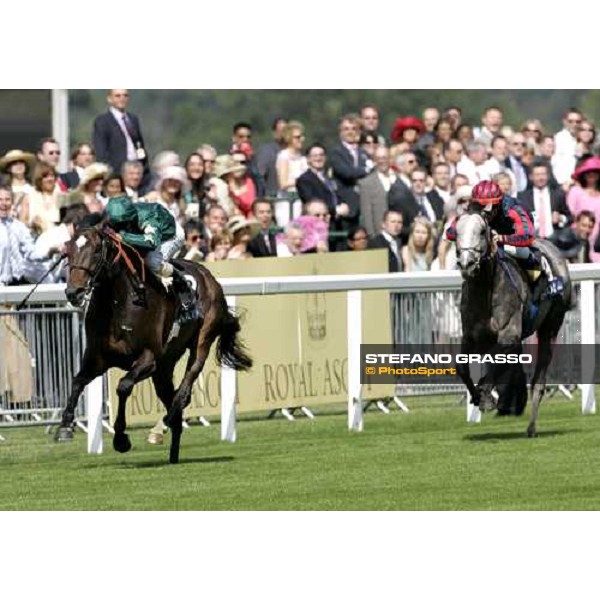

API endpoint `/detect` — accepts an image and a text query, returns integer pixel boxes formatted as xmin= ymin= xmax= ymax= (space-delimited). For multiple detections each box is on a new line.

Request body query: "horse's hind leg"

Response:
xmin=161 ymin=345 xmax=200 ymax=464
xmin=113 ymin=350 xmax=156 ymax=453
xmin=151 ymin=367 xmax=181 ymax=463
xmin=56 ymin=351 xmax=106 ymax=442
xmin=527 ymin=331 xmax=554 ymax=438
xmin=169 ymin=319 xmax=218 ymax=422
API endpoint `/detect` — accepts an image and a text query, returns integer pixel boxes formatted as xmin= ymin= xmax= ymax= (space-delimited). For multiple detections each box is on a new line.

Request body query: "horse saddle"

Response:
xmin=169 ymin=266 xmax=201 ymax=323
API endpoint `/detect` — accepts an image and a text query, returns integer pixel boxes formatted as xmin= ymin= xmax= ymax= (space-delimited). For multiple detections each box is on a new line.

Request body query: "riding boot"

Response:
xmin=129 ymin=271 xmax=147 ymax=308
xmin=540 ymin=255 xmax=565 ymax=298
xmin=171 ymin=269 xmax=198 ymax=323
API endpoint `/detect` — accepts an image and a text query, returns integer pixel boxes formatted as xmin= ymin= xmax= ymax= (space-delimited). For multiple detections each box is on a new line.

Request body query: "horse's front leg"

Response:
xmin=113 ymin=350 xmax=156 ymax=453
xmin=527 ymin=331 xmax=553 ymax=438
xmin=56 ymin=351 xmax=106 ymax=442
xmin=456 ymin=340 xmax=481 ymax=406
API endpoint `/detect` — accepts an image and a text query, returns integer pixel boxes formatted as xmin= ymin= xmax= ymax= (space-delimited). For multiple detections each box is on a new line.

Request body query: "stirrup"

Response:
xmin=543 ymin=277 xmax=565 ymax=299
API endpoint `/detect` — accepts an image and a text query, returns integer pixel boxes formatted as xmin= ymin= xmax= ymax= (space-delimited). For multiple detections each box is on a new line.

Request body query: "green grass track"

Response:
xmin=1 ymin=394 xmax=599 ymax=510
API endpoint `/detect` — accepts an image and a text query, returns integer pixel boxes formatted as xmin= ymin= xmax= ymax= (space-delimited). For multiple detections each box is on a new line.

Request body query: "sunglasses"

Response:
xmin=189 ymin=235 xmax=201 ymax=242
xmin=353 ymin=235 xmax=368 ymax=242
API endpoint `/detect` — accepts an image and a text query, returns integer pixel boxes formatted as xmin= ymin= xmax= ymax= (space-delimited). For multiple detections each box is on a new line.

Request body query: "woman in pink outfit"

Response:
xmin=567 ymin=155 xmax=600 ymax=262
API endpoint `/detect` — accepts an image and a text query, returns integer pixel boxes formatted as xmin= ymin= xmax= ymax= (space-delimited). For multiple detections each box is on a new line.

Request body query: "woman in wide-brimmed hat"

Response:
xmin=390 ymin=116 xmax=426 ymax=145
xmin=78 ymin=162 xmax=111 ymax=214
xmin=225 ymin=215 xmax=261 ymax=260
xmin=151 ymin=165 xmax=190 ymax=226
xmin=218 ymin=154 xmax=256 ymax=218
xmin=567 ymin=155 xmax=600 ymax=262
xmin=0 ymin=150 xmax=36 ymax=216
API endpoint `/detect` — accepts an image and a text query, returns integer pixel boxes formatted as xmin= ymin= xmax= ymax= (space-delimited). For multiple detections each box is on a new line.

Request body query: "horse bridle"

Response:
xmin=458 ymin=212 xmax=493 ymax=265
xmin=68 ymin=232 xmax=112 ymax=297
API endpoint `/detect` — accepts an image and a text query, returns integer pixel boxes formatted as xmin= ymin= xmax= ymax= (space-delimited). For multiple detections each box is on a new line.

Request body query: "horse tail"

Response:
xmin=216 ymin=304 xmax=253 ymax=372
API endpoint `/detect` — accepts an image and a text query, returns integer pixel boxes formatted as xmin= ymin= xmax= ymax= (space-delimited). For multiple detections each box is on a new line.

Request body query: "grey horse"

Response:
xmin=454 ymin=209 xmax=573 ymax=437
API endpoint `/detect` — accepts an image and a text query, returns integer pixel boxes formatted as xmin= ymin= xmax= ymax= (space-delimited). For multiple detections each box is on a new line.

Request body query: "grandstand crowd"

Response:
xmin=1 ymin=90 xmax=600 ymax=286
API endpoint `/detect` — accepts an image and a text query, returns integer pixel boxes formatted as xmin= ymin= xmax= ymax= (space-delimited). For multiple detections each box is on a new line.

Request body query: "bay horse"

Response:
xmin=58 ymin=226 xmax=252 ymax=463
xmin=454 ymin=207 xmax=573 ymax=437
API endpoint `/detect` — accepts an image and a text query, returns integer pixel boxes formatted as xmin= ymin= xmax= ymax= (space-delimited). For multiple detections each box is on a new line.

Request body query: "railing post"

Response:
xmin=51 ymin=89 xmax=69 ymax=173
xmin=221 ymin=296 xmax=238 ymax=442
xmin=86 ymin=376 xmax=104 ymax=454
xmin=580 ymin=280 xmax=596 ymax=414
xmin=347 ymin=290 xmax=363 ymax=431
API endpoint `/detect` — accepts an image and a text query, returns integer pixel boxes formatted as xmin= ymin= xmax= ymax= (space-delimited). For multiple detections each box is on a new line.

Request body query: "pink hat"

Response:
xmin=572 ymin=156 xmax=600 ymax=183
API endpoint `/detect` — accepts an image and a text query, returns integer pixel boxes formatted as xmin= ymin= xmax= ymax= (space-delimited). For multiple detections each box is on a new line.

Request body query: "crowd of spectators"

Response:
xmin=1 ymin=90 xmax=600 ymax=286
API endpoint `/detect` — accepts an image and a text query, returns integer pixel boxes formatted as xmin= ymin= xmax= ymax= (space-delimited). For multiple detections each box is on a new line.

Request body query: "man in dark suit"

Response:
xmin=247 ymin=199 xmax=277 ymax=257
xmin=505 ymin=132 xmax=529 ymax=193
xmin=60 ymin=143 xmax=95 ymax=190
xmin=367 ymin=210 xmax=404 ymax=272
xmin=328 ymin=115 xmax=370 ymax=234
xmin=297 ymin=144 xmax=338 ymax=216
xmin=517 ymin=161 xmax=571 ymax=239
xmin=389 ymin=167 xmax=444 ymax=243
xmin=92 ymin=89 xmax=150 ymax=188
xmin=256 ymin=117 xmax=287 ymax=197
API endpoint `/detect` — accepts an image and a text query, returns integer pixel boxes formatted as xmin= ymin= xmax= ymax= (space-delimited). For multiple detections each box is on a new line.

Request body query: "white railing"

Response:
xmin=1 ymin=262 xmax=598 ymax=452
xmin=2 ymin=263 xmax=600 ymax=303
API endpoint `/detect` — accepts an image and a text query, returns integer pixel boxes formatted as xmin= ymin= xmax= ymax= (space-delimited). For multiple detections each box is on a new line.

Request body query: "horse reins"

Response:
xmin=105 ymin=230 xmax=146 ymax=283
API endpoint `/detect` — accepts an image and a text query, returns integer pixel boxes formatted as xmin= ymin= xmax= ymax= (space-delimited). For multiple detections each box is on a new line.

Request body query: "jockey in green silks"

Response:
xmin=105 ymin=196 xmax=198 ymax=322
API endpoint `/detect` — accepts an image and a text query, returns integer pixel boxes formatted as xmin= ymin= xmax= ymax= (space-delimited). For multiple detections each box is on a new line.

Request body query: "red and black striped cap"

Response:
xmin=471 ymin=180 xmax=503 ymax=205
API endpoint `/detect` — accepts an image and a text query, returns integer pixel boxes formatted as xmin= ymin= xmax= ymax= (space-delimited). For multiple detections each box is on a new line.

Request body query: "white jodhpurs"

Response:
xmin=145 ymin=223 xmax=185 ymax=278
xmin=503 ymin=244 xmax=530 ymax=259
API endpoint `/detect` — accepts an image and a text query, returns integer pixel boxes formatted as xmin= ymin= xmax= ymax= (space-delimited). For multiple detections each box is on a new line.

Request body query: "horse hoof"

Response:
xmin=527 ymin=427 xmax=537 ymax=438
xmin=55 ymin=427 xmax=74 ymax=442
xmin=146 ymin=432 xmax=164 ymax=445
xmin=113 ymin=433 xmax=132 ymax=453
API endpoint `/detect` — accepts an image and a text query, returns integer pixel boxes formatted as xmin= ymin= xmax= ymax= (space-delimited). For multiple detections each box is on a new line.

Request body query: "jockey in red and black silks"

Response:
xmin=446 ymin=180 xmax=565 ymax=297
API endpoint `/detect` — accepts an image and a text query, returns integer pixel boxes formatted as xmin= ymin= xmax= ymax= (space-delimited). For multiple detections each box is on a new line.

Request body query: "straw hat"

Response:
xmin=156 ymin=165 xmax=191 ymax=193
xmin=226 ymin=215 xmax=261 ymax=237
xmin=0 ymin=149 xmax=36 ymax=172
xmin=78 ymin=162 xmax=111 ymax=189
xmin=214 ymin=155 xmax=246 ymax=179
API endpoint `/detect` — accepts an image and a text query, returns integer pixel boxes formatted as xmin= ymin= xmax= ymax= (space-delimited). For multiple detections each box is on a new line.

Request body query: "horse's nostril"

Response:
xmin=66 ymin=287 xmax=84 ymax=302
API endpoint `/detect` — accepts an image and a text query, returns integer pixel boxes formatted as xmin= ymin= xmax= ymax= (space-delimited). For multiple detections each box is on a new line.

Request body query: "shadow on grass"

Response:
xmin=464 ymin=429 xmax=579 ymax=442
xmin=118 ymin=456 xmax=236 ymax=468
